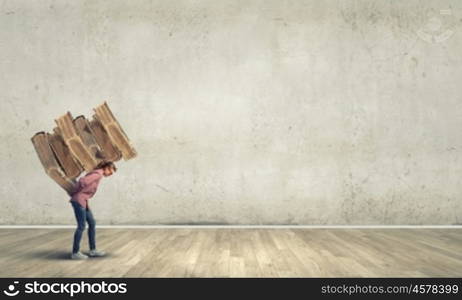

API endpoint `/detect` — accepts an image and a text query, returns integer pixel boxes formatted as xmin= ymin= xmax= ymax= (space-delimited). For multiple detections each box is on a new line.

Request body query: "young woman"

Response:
xmin=69 ymin=161 xmax=117 ymax=260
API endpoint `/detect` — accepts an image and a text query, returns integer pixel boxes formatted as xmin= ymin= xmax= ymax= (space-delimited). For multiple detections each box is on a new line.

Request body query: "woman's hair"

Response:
xmin=96 ymin=160 xmax=117 ymax=172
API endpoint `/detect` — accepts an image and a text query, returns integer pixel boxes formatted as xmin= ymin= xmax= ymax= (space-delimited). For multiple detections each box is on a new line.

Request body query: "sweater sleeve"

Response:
xmin=80 ymin=171 xmax=103 ymax=188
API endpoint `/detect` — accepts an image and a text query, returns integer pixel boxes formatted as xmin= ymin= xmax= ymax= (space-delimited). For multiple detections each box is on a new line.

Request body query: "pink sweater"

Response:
xmin=69 ymin=168 xmax=104 ymax=209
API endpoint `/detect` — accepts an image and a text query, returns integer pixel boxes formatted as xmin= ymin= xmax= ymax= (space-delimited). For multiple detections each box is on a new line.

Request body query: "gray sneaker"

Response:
xmin=71 ymin=251 xmax=88 ymax=260
xmin=88 ymin=249 xmax=106 ymax=257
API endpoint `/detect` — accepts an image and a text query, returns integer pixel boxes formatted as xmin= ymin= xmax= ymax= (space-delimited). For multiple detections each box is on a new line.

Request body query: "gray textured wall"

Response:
xmin=1 ymin=0 xmax=461 ymax=225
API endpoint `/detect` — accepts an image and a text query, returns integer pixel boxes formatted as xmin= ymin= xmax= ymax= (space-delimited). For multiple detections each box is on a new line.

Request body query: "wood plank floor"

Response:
xmin=0 ymin=228 xmax=461 ymax=277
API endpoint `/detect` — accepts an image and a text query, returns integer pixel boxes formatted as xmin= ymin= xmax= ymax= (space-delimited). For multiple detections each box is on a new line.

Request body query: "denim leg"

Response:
xmin=86 ymin=208 xmax=96 ymax=250
xmin=71 ymin=202 xmax=86 ymax=254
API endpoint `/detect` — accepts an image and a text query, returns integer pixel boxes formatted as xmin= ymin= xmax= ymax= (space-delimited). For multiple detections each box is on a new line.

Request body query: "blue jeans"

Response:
xmin=71 ymin=201 xmax=96 ymax=253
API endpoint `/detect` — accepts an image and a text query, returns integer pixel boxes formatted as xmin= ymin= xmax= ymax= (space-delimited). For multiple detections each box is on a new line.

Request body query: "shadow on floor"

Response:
xmin=24 ymin=250 xmax=70 ymax=260
xmin=26 ymin=250 xmax=113 ymax=260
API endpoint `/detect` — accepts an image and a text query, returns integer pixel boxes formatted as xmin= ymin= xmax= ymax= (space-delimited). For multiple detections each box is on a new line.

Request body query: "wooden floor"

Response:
xmin=0 ymin=228 xmax=461 ymax=277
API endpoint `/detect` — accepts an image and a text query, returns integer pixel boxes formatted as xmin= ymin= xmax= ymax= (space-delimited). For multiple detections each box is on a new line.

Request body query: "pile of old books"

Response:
xmin=31 ymin=101 xmax=137 ymax=195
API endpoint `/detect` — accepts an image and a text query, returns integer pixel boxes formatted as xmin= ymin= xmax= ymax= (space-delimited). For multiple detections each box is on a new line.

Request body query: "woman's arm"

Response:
xmin=80 ymin=171 xmax=103 ymax=188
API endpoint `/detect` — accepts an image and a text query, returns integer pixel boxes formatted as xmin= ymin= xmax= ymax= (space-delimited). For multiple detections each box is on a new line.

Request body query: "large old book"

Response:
xmin=31 ymin=132 xmax=78 ymax=195
xmin=30 ymin=101 xmax=137 ymax=195
xmin=93 ymin=102 xmax=137 ymax=160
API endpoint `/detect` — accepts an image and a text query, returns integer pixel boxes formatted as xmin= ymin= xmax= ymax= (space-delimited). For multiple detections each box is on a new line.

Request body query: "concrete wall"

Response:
xmin=1 ymin=0 xmax=461 ymax=225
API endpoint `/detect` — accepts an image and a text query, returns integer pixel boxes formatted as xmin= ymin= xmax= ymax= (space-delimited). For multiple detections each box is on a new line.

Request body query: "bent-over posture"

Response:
xmin=69 ymin=161 xmax=117 ymax=260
